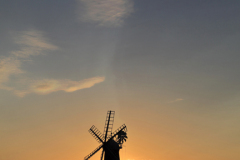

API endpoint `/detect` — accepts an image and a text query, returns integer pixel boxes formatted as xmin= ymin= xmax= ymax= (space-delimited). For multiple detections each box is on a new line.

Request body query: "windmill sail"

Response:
xmin=103 ymin=111 xmax=115 ymax=141
xmin=84 ymin=144 xmax=103 ymax=160
xmin=89 ymin=125 xmax=104 ymax=143
xmin=109 ymin=124 xmax=127 ymax=141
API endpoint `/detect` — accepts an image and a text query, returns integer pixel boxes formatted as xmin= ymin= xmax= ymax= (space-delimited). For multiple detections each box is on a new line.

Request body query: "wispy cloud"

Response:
xmin=0 ymin=57 xmax=22 ymax=90
xmin=0 ymin=30 xmax=105 ymax=97
xmin=12 ymin=30 xmax=58 ymax=58
xmin=169 ymin=98 xmax=184 ymax=103
xmin=0 ymin=30 xmax=55 ymax=91
xmin=78 ymin=0 xmax=134 ymax=27
xmin=30 ymin=77 xmax=105 ymax=95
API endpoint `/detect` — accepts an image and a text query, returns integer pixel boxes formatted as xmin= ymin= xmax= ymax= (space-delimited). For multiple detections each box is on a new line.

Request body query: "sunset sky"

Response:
xmin=1 ymin=0 xmax=240 ymax=160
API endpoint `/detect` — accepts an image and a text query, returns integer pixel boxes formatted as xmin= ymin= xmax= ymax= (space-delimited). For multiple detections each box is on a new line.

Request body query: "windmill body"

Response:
xmin=104 ymin=139 xmax=120 ymax=160
xmin=84 ymin=111 xmax=127 ymax=160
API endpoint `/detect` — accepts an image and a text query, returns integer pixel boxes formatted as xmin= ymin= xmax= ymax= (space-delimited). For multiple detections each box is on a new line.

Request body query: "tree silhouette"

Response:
xmin=116 ymin=130 xmax=128 ymax=146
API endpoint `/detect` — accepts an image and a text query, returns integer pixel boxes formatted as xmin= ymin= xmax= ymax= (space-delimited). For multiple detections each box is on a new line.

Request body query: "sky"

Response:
xmin=0 ymin=0 xmax=240 ymax=160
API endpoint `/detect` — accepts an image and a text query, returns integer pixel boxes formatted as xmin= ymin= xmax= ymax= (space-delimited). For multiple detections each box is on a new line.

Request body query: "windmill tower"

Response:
xmin=84 ymin=110 xmax=128 ymax=160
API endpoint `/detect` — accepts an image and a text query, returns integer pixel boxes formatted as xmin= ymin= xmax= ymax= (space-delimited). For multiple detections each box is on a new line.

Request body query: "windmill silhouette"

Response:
xmin=84 ymin=110 xmax=128 ymax=160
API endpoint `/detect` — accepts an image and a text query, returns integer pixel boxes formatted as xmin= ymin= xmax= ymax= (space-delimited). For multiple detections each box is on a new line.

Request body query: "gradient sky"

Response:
xmin=1 ymin=0 xmax=240 ymax=160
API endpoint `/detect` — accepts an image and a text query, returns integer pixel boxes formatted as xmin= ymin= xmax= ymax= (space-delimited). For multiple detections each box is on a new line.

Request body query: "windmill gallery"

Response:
xmin=84 ymin=111 xmax=128 ymax=160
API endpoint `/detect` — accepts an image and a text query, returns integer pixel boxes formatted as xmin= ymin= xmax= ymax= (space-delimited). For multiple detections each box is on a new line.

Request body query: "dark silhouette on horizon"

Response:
xmin=84 ymin=110 xmax=128 ymax=160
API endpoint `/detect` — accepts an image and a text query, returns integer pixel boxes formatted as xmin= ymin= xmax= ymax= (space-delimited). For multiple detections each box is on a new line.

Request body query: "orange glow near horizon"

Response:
xmin=1 ymin=94 xmax=240 ymax=160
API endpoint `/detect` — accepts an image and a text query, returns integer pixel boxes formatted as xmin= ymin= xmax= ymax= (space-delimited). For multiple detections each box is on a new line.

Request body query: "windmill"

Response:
xmin=84 ymin=110 xmax=128 ymax=160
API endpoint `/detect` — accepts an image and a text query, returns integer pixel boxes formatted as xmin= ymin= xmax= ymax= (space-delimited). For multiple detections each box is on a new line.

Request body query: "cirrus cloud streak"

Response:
xmin=31 ymin=77 xmax=105 ymax=95
xmin=0 ymin=30 xmax=105 ymax=97
xmin=0 ymin=30 xmax=58 ymax=91
xmin=168 ymin=98 xmax=184 ymax=103
xmin=78 ymin=0 xmax=134 ymax=27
